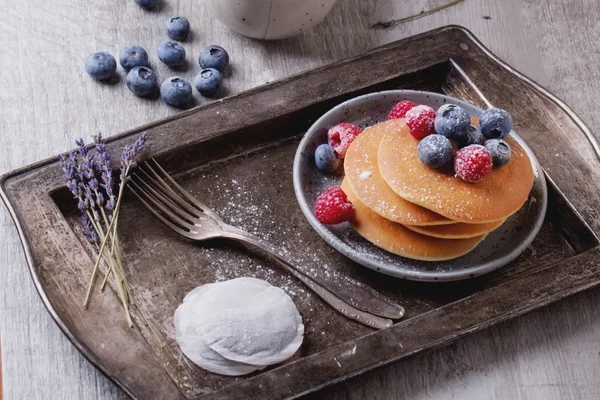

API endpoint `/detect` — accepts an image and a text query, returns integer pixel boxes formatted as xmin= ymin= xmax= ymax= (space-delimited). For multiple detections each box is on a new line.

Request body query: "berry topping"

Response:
xmin=480 ymin=107 xmax=513 ymax=139
xmin=405 ymin=105 xmax=436 ymax=140
xmin=388 ymin=100 xmax=416 ymax=120
xmin=315 ymin=187 xmax=355 ymax=224
xmin=485 ymin=139 xmax=512 ymax=167
xmin=454 ymin=125 xmax=485 ymax=149
xmin=417 ymin=134 xmax=453 ymax=168
xmin=434 ymin=104 xmax=470 ymax=138
xmin=327 ymin=123 xmax=362 ymax=158
xmin=314 ymin=144 xmax=341 ymax=174
xmin=454 ymin=145 xmax=493 ymax=183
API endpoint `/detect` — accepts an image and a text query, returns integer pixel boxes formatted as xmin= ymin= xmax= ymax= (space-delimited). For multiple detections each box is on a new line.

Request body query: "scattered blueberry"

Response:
xmin=480 ymin=108 xmax=513 ymax=139
xmin=158 ymin=42 xmax=186 ymax=67
xmin=126 ymin=67 xmax=158 ymax=96
xmin=194 ymin=68 xmax=223 ymax=97
xmin=161 ymin=77 xmax=193 ymax=107
xmin=119 ymin=46 xmax=149 ymax=71
xmin=198 ymin=45 xmax=229 ymax=72
xmin=455 ymin=125 xmax=484 ymax=149
xmin=166 ymin=16 xmax=190 ymax=41
xmin=85 ymin=52 xmax=117 ymax=80
xmin=314 ymin=144 xmax=341 ymax=174
xmin=134 ymin=0 xmax=159 ymax=9
xmin=417 ymin=134 xmax=453 ymax=168
xmin=434 ymin=104 xmax=470 ymax=138
xmin=485 ymin=139 xmax=512 ymax=167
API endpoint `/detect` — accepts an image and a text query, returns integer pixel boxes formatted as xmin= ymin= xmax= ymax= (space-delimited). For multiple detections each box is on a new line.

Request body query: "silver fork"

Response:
xmin=128 ymin=160 xmax=405 ymax=330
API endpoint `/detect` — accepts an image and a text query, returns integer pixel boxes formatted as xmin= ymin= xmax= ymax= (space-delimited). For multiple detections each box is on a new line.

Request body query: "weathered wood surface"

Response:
xmin=1 ymin=0 xmax=600 ymax=399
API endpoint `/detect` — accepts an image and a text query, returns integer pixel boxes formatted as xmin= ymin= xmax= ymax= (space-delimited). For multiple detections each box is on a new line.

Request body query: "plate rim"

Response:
xmin=292 ymin=89 xmax=548 ymax=282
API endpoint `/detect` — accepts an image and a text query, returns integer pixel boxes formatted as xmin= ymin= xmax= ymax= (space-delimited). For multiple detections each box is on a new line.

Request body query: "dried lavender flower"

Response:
xmin=93 ymin=133 xmax=105 ymax=145
xmin=95 ymin=140 xmax=116 ymax=211
xmin=60 ymin=132 xmax=148 ymax=324
xmin=120 ymin=132 xmax=148 ymax=181
xmin=81 ymin=214 xmax=99 ymax=253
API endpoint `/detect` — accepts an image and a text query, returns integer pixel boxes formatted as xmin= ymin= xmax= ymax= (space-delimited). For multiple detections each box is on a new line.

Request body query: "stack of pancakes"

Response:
xmin=342 ymin=118 xmax=534 ymax=261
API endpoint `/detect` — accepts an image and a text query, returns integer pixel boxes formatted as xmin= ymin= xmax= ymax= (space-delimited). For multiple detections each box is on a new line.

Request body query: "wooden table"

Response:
xmin=1 ymin=0 xmax=599 ymax=399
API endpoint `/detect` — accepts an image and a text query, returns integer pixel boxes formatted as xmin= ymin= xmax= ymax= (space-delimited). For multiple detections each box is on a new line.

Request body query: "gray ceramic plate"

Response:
xmin=293 ymin=90 xmax=547 ymax=281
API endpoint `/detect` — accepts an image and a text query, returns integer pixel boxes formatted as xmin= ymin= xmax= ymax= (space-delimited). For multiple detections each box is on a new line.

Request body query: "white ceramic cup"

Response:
xmin=204 ymin=0 xmax=338 ymax=40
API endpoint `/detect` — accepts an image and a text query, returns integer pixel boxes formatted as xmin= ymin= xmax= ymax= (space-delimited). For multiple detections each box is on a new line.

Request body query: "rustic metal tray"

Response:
xmin=3 ymin=26 xmax=600 ymax=400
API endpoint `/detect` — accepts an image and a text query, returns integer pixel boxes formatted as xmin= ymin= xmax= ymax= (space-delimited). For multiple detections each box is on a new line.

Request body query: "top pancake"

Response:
xmin=378 ymin=120 xmax=534 ymax=223
xmin=344 ymin=119 xmax=453 ymax=226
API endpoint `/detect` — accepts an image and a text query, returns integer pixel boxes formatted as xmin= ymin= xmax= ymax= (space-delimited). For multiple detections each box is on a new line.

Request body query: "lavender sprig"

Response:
xmin=120 ymin=132 xmax=148 ymax=182
xmin=82 ymin=132 xmax=148 ymax=326
xmin=98 ymin=132 xmax=147 ymax=291
xmin=94 ymin=134 xmax=117 ymax=211
xmin=59 ymin=132 xmax=148 ymax=327
xmin=81 ymin=214 xmax=99 ymax=253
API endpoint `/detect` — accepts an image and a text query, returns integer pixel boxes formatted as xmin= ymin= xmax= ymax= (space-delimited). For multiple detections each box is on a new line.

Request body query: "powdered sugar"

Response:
xmin=454 ymin=145 xmax=493 ymax=183
xmin=359 ymin=170 xmax=372 ymax=180
xmin=404 ymin=105 xmax=436 ymax=139
xmin=327 ymin=123 xmax=362 ymax=158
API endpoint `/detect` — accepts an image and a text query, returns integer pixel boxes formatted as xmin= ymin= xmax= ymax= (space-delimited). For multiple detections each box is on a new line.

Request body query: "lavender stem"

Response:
xmin=100 ymin=208 xmax=121 ymax=291
xmin=83 ymin=165 xmax=133 ymax=327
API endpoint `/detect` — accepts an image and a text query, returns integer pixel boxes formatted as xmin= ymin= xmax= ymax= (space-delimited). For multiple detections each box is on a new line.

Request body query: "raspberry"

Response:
xmin=388 ymin=100 xmax=416 ymax=120
xmin=327 ymin=123 xmax=362 ymax=158
xmin=405 ymin=105 xmax=437 ymax=140
xmin=314 ymin=186 xmax=355 ymax=224
xmin=454 ymin=145 xmax=493 ymax=183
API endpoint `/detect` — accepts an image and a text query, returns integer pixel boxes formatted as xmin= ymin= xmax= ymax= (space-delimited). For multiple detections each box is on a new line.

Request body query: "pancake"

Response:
xmin=378 ymin=121 xmax=534 ymax=223
xmin=341 ymin=180 xmax=486 ymax=261
xmin=404 ymin=218 xmax=505 ymax=239
xmin=344 ymin=119 xmax=453 ymax=226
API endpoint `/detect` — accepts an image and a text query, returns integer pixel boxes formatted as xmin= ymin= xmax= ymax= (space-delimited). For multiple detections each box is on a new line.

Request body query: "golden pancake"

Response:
xmin=404 ymin=218 xmax=505 ymax=239
xmin=344 ymin=119 xmax=453 ymax=226
xmin=342 ymin=180 xmax=486 ymax=261
xmin=378 ymin=121 xmax=534 ymax=223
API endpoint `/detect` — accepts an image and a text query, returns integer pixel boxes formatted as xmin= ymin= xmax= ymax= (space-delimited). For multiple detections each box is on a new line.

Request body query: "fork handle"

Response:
xmin=222 ymin=228 xmax=399 ymax=329
xmin=224 ymin=230 xmax=392 ymax=330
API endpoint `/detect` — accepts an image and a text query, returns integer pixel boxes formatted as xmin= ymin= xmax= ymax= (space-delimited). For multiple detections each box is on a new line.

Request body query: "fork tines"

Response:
xmin=128 ymin=160 xmax=217 ymax=237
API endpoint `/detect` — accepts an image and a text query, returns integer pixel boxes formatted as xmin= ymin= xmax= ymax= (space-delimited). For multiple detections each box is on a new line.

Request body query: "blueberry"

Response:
xmin=198 ymin=45 xmax=229 ymax=72
xmin=194 ymin=68 xmax=223 ymax=97
xmin=455 ymin=125 xmax=484 ymax=149
xmin=417 ymin=134 xmax=453 ymax=168
xmin=134 ymin=0 xmax=159 ymax=9
xmin=161 ymin=77 xmax=193 ymax=107
xmin=434 ymin=104 xmax=470 ymax=138
xmin=314 ymin=144 xmax=341 ymax=174
xmin=158 ymin=42 xmax=186 ymax=67
xmin=119 ymin=46 xmax=148 ymax=71
xmin=126 ymin=67 xmax=158 ymax=96
xmin=85 ymin=52 xmax=117 ymax=80
xmin=485 ymin=139 xmax=512 ymax=167
xmin=166 ymin=16 xmax=190 ymax=41
xmin=480 ymin=108 xmax=513 ymax=139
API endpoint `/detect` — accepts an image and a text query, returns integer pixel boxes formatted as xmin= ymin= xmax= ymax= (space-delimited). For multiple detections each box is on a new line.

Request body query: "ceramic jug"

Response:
xmin=204 ymin=0 xmax=338 ymax=40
